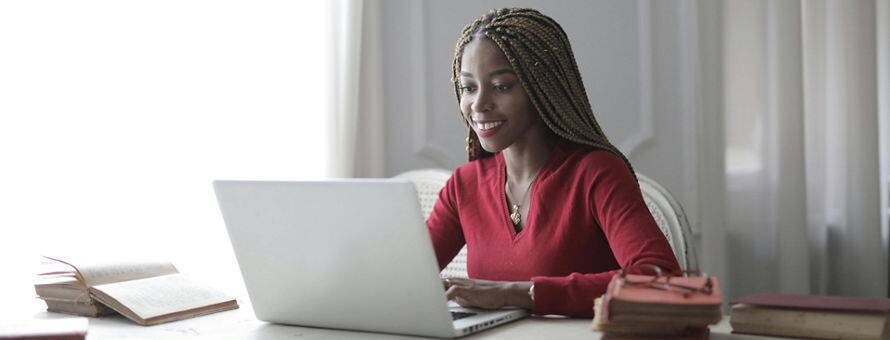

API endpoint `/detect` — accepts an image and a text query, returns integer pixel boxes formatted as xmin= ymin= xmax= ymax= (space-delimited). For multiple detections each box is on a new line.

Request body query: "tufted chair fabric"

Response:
xmin=636 ymin=174 xmax=697 ymax=271
xmin=394 ymin=169 xmax=468 ymax=279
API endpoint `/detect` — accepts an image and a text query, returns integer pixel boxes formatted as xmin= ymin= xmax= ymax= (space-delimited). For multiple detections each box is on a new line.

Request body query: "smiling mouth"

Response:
xmin=474 ymin=120 xmax=505 ymax=131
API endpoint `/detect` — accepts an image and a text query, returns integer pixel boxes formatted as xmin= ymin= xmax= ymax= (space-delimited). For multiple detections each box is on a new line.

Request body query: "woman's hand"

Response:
xmin=443 ymin=278 xmax=534 ymax=310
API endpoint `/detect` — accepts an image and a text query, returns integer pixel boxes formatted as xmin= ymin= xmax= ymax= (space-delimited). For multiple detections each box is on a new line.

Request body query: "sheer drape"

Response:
xmin=0 ymin=1 xmax=337 ymax=314
xmin=330 ymin=0 xmax=386 ymax=178
xmin=724 ymin=0 xmax=885 ymax=298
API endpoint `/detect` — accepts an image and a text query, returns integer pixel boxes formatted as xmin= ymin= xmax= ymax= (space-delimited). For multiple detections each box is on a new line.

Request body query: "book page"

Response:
xmin=44 ymin=256 xmax=178 ymax=287
xmin=38 ymin=257 xmax=78 ymax=276
xmin=35 ymin=275 xmax=81 ymax=287
xmin=90 ymin=273 xmax=235 ymax=321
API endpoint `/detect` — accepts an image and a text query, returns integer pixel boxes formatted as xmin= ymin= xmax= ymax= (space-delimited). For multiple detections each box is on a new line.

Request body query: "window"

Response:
xmin=0 ymin=1 xmax=334 ymax=309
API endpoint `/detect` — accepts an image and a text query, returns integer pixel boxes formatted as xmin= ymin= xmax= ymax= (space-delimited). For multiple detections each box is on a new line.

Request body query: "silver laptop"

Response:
xmin=213 ymin=179 xmax=528 ymax=338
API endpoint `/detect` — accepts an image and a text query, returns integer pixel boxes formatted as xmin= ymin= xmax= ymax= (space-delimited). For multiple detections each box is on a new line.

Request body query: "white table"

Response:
xmin=27 ymin=302 xmax=778 ymax=340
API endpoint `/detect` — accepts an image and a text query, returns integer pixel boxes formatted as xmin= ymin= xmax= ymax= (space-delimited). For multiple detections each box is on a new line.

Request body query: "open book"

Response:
xmin=34 ymin=256 xmax=238 ymax=326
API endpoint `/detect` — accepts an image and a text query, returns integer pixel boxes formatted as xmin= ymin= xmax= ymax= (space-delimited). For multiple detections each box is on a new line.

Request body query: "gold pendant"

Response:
xmin=510 ymin=204 xmax=521 ymax=226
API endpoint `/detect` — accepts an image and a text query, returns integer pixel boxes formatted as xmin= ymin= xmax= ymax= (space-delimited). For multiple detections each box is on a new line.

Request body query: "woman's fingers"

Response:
xmin=445 ymin=284 xmax=465 ymax=300
xmin=447 ymin=284 xmax=479 ymax=306
xmin=442 ymin=277 xmax=469 ymax=290
xmin=447 ymin=286 xmax=479 ymax=308
xmin=445 ymin=281 xmax=504 ymax=309
xmin=446 ymin=277 xmax=473 ymax=287
xmin=453 ymin=296 xmax=473 ymax=307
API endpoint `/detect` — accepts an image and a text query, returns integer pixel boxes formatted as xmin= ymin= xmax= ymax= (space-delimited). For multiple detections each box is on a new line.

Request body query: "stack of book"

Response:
xmin=592 ymin=272 xmax=723 ymax=339
xmin=731 ymin=293 xmax=890 ymax=339
xmin=34 ymin=256 xmax=239 ymax=326
xmin=34 ymin=257 xmax=114 ymax=317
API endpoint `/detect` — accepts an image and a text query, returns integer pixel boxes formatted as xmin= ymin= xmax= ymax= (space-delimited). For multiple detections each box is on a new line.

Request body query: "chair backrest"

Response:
xmin=393 ymin=169 xmax=452 ymax=220
xmin=636 ymin=173 xmax=697 ymax=271
xmin=394 ymin=169 xmax=469 ymax=279
xmin=395 ymin=169 xmax=696 ymax=279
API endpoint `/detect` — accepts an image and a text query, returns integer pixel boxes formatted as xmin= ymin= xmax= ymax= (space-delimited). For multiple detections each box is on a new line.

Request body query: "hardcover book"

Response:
xmin=35 ymin=256 xmax=238 ymax=326
xmin=593 ymin=272 xmax=723 ymax=339
xmin=731 ymin=293 xmax=890 ymax=340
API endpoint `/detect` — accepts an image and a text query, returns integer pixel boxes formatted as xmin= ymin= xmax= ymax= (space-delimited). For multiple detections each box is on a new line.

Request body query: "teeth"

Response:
xmin=476 ymin=121 xmax=504 ymax=131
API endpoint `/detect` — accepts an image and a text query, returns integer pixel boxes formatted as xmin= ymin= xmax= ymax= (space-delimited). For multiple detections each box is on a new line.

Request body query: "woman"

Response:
xmin=427 ymin=8 xmax=679 ymax=318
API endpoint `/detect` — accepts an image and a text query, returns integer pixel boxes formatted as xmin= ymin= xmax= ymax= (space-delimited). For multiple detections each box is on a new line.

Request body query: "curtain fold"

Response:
xmin=724 ymin=0 xmax=885 ymax=298
xmin=330 ymin=0 xmax=385 ymax=178
xmin=353 ymin=0 xmax=386 ymax=178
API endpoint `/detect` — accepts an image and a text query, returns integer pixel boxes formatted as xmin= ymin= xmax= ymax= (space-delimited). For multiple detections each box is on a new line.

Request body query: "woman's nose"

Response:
xmin=471 ymin=89 xmax=494 ymax=113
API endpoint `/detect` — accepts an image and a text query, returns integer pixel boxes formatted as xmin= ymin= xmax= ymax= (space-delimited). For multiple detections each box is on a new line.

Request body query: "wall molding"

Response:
xmin=678 ymin=0 xmax=700 ymax=235
xmin=411 ymin=1 xmax=460 ymax=167
xmin=616 ymin=0 xmax=655 ymax=158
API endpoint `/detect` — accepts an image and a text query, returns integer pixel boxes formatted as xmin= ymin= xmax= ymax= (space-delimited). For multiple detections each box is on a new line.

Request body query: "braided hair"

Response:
xmin=452 ymin=7 xmax=635 ymax=177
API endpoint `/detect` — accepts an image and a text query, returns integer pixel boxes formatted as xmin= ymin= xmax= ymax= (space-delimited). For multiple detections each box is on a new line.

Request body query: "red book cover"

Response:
xmin=609 ymin=274 xmax=723 ymax=305
xmin=732 ymin=293 xmax=890 ymax=313
xmin=0 ymin=318 xmax=87 ymax=340
xmin=601 ymin=274 xmax=723 ymax=322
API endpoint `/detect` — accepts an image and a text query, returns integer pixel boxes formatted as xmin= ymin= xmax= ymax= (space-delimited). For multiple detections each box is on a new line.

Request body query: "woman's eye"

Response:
xmin=494 ymin=84 xmax=511 ymax=92
xmin=460 ymin=85 xmax=477 ymax=94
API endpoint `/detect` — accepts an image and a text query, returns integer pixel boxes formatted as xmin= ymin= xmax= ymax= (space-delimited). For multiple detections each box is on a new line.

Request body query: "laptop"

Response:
xmin=213 ymin=179 xmax=528 ymax=338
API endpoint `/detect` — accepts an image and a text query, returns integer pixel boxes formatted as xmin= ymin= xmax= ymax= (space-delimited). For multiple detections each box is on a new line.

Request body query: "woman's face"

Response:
xmin=459 ymin=38 xmax=543 ymax=153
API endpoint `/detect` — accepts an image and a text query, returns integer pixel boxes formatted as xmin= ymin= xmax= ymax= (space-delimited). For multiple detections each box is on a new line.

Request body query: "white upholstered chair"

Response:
xmin=394 ymin=169 xmax=469 ymax=279
xmin=394 ymin=169 xmax=452 ymax=220
xmin=636 ymin=174 xmax=697 ymax=271
xmin=395 ymin=169 xmax=697 ymax=279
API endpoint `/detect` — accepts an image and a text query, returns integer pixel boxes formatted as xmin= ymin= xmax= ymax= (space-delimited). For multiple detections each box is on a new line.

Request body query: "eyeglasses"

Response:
xmin=617 ymin=264 xmax=713 ymax=298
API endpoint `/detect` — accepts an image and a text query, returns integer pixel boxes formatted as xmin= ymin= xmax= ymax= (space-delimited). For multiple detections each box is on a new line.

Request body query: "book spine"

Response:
xmin=730 ymin=305 xmax=886 ymax=340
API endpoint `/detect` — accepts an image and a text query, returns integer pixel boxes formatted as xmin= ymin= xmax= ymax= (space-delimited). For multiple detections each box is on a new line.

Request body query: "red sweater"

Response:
xmin=427 ymin=141 xmax=679 ymax=317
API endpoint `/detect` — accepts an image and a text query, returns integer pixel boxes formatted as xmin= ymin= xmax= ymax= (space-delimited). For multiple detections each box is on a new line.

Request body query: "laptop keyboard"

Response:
xmin=451 ymin=311 xmax=477 ymax=320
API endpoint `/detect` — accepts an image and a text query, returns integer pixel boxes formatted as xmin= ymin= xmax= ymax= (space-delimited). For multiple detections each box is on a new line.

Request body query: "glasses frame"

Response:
xmin=617 ymin=264 xmax=713 ymax=298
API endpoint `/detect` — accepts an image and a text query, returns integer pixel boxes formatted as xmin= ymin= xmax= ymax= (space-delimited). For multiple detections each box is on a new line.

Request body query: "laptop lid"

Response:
xmin=214 ymin=179 xmax=457 ymax=338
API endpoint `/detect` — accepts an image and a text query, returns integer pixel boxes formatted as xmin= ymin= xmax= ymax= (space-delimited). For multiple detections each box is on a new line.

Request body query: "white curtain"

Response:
xmin=880 ymin=0 xmax=890 ymax=268
xmin=0 ymin=1 xmax=337 ymax=314
xmin=330 ymin=0 xmax=386 ymax=178
xmin=723 ymin=0 xmax=886 ymax=298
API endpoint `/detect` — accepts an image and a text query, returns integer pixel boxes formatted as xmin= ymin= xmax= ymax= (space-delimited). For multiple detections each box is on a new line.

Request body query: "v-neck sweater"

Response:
xmin=427 ymin=141 xmax=680 ymax=317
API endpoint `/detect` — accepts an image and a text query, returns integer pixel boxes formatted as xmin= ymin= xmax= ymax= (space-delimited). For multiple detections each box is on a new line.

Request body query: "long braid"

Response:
xmin=451 ymin=8 xmax=636 ymax=178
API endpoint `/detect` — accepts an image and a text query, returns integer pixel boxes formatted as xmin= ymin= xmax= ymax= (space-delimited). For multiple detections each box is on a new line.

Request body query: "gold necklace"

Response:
xmin=507 ymin=174 xmax=538 ymax=227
